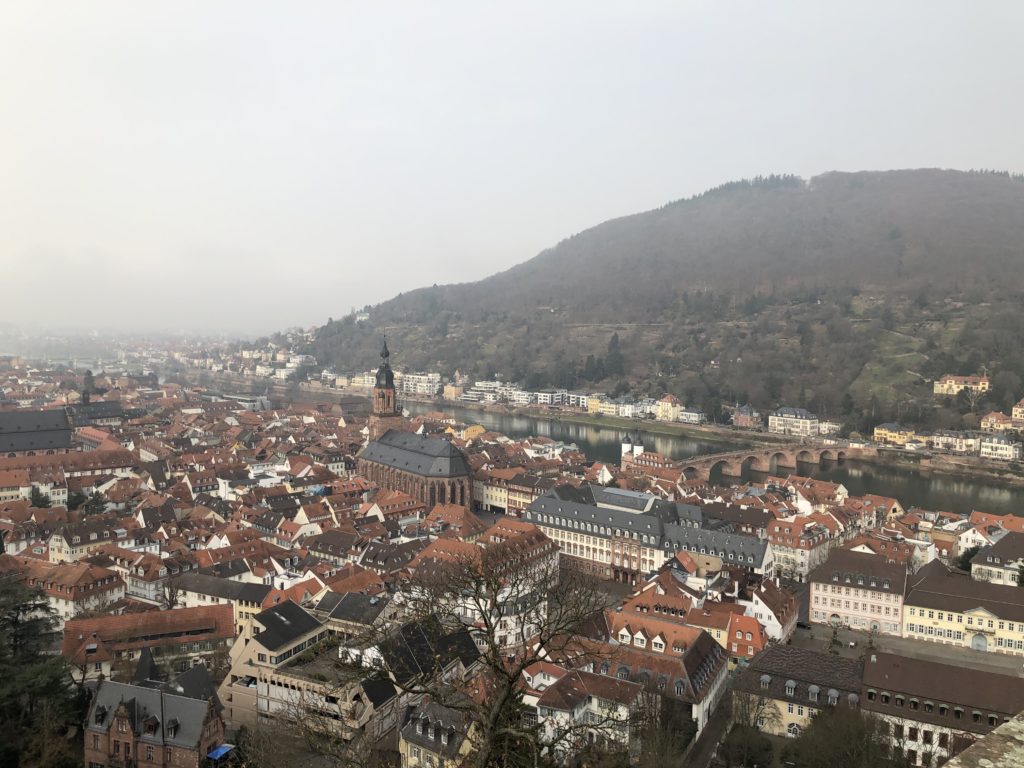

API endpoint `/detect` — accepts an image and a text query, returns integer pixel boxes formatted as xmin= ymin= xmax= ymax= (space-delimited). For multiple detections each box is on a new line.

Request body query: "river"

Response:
xmin=406 ymin=402 xmax=1024 ymax=516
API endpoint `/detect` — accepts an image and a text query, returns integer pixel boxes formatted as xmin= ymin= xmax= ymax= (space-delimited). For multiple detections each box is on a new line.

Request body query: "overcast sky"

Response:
xmin=2 ymin=2 xmax=1023 ymax=336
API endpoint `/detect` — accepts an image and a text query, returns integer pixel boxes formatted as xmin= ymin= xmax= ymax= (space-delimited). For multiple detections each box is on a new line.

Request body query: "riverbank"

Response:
xmin=872 ymin=448 xmax=1024 ymax=489
xmin=408 ymin=397 xmax=1024 ymax=490
xmin=402 ymin=397 xmax=782 ymax=448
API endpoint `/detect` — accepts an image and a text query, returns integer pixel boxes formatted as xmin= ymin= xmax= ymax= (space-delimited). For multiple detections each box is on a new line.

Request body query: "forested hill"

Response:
xmin=305 ymin=169 xmax=1024 ymax=432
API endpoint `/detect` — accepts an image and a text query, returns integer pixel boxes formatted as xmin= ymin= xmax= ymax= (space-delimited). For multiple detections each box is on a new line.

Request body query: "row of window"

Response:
xmin=819 ymin=584 xmax=899 ymax=601
xmin=867 ymin=690 xmax=1005 ymax=726
xmin=814 ymin=597 xmax=895 ymax=615
xmin=905 ymin=624 xmax=964 ymax=640
xmin=907 ymin=608 xmax=1020 ymax=632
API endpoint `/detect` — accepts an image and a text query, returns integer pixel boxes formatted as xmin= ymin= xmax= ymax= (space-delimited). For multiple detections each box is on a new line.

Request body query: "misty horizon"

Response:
xmin=3 ymin=2 xmax=1023 ymax=335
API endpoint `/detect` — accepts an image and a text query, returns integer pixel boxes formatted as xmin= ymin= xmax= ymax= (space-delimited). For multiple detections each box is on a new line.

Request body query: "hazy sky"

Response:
xmin=3 ymin=2 xmax=1023 ymax=335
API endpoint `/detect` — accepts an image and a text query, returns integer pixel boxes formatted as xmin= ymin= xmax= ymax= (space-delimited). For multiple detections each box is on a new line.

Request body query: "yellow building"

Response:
xmin=1013 ymin=399 xmax=1024 ymax=427
xmin=587 ymin=395 xmax=605 ymax=414
xmin=445 ymin=423 xmax=485 ymax=441
xmin=933 ymin=374 xmax=990 ymax=396
xmin=873 ymin=423 xmax=916 ymax=446
xmin=903 ymin=561 xmax=1024 ymax=656
xmin=732 ymin=645 xmax=863 ymax=738
xmin=655 ymin=394 xmax=681 ymax=422
xmin=442 ymin=384 xmax=463 ymax=401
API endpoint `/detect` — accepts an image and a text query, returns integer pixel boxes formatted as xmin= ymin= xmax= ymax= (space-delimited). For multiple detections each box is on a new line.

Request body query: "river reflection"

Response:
xmin=405 ymin=402 xmax=738 ymax=461
xmin=406 ymin=402 xmax=1024 ymax=516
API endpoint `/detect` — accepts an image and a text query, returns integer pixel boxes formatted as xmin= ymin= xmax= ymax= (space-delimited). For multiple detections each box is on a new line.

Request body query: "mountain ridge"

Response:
xmin=303 ymin=168 xmax=1024 ymax=432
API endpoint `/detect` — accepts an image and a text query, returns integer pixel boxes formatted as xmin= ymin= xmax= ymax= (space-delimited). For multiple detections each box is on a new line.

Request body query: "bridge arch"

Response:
xmin=796 ymin=449 xmax=815 ymax=464
xmin=741 ymin=454 xmax=769 ymax=473
xmin=682 ymin=465 xmax=700 ymax=480
xmin=770 ymin=451 xmax=793 ymax=469
xmin=709 ymin=459 xmax=733 ymax=478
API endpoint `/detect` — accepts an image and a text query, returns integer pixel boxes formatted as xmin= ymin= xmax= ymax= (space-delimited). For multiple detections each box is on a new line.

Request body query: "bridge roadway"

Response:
xmin=680 ymin=442 xmax=877 ymax=481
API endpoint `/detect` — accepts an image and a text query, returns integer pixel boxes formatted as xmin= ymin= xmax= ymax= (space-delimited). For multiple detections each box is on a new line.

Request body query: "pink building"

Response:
xmin=808 ymin=549 xmax=907 ymax=636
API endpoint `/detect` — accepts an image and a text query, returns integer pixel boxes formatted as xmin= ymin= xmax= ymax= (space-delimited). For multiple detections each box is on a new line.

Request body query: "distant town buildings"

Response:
xmin=768 ymin=407 xmax=819 ymax=437
xmin=934 ymin=374 xmax=990 ymax=397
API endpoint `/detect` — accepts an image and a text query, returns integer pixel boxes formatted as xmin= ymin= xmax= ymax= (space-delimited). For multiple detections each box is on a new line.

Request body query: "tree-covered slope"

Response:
xmin=306 ymin=169 xmax=1024 ymax=431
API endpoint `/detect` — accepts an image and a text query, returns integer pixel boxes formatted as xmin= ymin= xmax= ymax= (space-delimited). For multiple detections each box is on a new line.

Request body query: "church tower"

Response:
xmin=373 ymin=337 xmax=398 ymax=417
xmin=368 ymin=336 xmax=405 ymax=441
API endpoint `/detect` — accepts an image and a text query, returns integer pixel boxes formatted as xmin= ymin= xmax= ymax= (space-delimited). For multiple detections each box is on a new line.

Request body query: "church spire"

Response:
xmin=375 ymin=335 xmax=395 ymax=391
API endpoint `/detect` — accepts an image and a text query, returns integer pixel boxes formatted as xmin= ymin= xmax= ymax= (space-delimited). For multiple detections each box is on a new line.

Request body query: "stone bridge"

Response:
xmin=680 ymin=443 xmax=877 ymax=481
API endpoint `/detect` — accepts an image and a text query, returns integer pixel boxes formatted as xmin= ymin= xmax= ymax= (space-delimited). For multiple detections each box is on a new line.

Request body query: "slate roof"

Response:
xmin=807 ymin=549 xmax=908 ymax=594
xmin=358 ymin=430 xmax=470 ymax=478
xmin=526 ymin=485 xmax=768 ymax=569
xmin=87 ymin=680 xmax=216 ymax=749
xmin=861 ymin=652 xmax=1024 ymax=734
xmin=904 ymin=560 xmax=1024 ymax=622
xmin=733 ymin=645 xmax=863 ymax=706
xmin=770 ymin=407 xmax=818 ymax=420
xmin=175 ymin=572 xmax=273 ymax=604
xmin=315 ymin=591 xmax=388 ymax=626
xmin=0 ymin=409 xmax=73 ymax=453
xmin=379 ymin=615 xmax=480 ymax=686
xmin=252 ymin=600 xmax=323 ymax=651
xmin=400 ymin=698 xmax=473 ymax=759
xmin=69 ymin=401 xmax=125 ymax=424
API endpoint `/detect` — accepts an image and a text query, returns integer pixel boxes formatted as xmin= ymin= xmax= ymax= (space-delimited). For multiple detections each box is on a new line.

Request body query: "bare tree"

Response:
xmin=160 ymin=577 xmax=182 ymax=610
xmin=397 ymin=537 xmax=616 ymax=768
xmin=275 ymin=535 xmax=617 ymax=768
xmin=729 ymin=688 xmax=782 ymax=765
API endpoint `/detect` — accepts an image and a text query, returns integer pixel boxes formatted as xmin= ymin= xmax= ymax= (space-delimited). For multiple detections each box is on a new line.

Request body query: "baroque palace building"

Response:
xmin=358 ymin=340 xmax=472 ymax=508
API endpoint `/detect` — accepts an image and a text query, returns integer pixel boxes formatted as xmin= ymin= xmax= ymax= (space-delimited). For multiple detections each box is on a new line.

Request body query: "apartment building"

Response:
xmin=808 ymin=549 xmax=907 ymax=636
xmin=903 ymin=561 xmax=1024 ymax=655
xmin=862 ymin=652 xmax=1024 ymax=767
xmin=732 ymin=646 xmax=863 ymax=738
xmin=524 ymin=485 xmax=772 ymax=584
xmin=767 ymin=408 xmax=819 ymax=437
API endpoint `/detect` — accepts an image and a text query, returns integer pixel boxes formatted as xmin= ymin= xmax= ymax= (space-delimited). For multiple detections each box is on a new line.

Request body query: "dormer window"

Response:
xmin=785 ymin=680 xmax=795 ymax=696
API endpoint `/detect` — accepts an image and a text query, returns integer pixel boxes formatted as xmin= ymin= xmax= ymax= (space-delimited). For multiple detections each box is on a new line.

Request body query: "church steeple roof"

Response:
xmin=375 ymin=335 xmax=395 ymax=389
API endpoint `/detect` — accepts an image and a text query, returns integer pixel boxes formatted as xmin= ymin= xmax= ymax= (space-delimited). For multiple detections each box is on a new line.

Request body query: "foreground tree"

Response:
xmin=725 ymin=691 xmax=783 ymax=767
xmin=283 ymin=532 xmax=618 ymax=768
xmin=0 ymin=576 xmax=81 ymax=767
xmin=399 ymin=536 xmax=617 ymax=768
xmin=783 ymin=706 xmax=910 ymax=768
